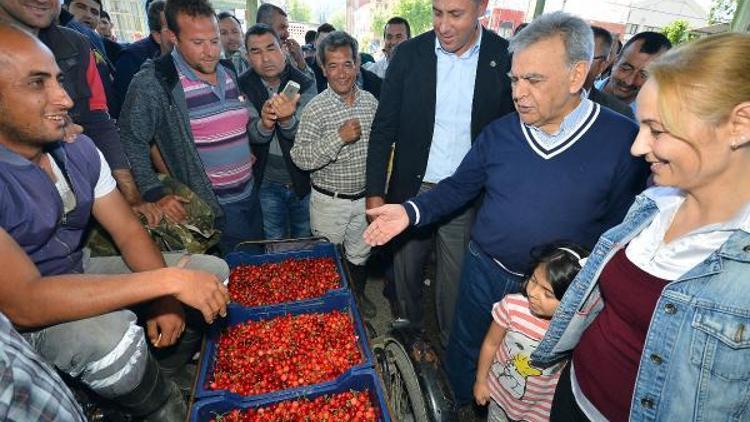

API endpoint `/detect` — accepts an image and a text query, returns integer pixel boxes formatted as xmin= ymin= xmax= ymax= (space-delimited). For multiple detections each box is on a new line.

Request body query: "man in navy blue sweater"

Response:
xmin=364 ymin=12 xmax=649 ymax=404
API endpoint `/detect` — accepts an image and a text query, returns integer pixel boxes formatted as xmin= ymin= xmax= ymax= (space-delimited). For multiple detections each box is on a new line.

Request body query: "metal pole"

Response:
xmin=246 ymin=0 xmax=258 ymax=25
xmin=534 ymin=0 xmax=546 ymax=18
xmin=732 ymin=0 xmax=749 ymax=32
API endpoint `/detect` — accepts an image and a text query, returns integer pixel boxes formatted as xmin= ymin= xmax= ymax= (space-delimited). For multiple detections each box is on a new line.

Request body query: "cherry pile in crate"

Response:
xmin=210 ymin=390 xmax=378 ymax=422
xmin=210 ymin=311 xmax=363 ymax=396
xmin=228 ymin=257 xmax=340 ymax=307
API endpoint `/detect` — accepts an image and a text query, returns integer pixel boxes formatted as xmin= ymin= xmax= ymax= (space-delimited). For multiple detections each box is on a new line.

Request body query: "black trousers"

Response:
xmin=550 ymin=363 xmax=592 ymax=422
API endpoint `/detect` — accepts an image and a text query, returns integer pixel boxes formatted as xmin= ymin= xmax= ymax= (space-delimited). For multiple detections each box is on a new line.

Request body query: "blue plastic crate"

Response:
xmin=195 ymin=293 xmax=374 ymax=400
xmin=225 ymin=243 xmax=349 ymax=311
xmin=190 ymin=369 xmax=391 ymax=421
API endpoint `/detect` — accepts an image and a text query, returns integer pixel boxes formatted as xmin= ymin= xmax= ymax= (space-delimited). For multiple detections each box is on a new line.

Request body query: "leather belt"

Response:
xmin=312 ymin=184 xmax=366 ymax=200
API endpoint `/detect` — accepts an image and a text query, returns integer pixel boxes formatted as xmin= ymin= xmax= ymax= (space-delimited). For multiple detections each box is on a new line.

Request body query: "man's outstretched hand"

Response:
xmin=165 ymin=267 xmax=230 ymax=324
xmin=363 ymin=204 xmax=410 ymax=246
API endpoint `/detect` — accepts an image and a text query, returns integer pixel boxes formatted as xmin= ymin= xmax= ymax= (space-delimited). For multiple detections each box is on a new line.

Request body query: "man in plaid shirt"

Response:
xmin=291 ymin=31 xmax=378 ymax=317
xmin=1 ymin=311 xmax=86 ymax=421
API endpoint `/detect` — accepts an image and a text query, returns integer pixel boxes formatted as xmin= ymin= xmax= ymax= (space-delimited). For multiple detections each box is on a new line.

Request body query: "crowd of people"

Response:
xmin=0 ymin=0 xmax=748 ymax=420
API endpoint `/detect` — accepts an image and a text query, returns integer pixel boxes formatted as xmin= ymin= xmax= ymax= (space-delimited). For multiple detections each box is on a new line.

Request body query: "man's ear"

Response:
xmin=729 ymin=101 xmax=750 ymax=148
xmin=569 ymin=61 xmax=589 ymax=94
xmin=165 ymin=29 xmax=177 ymax=46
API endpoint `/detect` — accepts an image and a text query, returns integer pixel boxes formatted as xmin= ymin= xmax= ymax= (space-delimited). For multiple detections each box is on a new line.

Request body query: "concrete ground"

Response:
xmin=361 ymin=255 xmax=485 ymax=422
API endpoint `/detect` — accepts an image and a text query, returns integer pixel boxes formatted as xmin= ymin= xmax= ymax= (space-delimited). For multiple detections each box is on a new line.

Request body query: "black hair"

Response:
xmin=100 ymin=10 xmax=110 ymax=21
xmin=304 ymin=29 xmax=317 ymax=45
xmin=522 ymin=242 xmax=589 ymax=301
xmin=384 ymin=16 xmax=410 ymax=39
xmin=64 ymin=0 xmax=102 ymax=12
xmin=621 ymin=31 xmax=672 ymax=56
xmin=316 ymin=23 xmax=335 ymax=39
xmin=146 ymin=0 xmax=166 ymax=32
xmin=513 ymin=22 xmax=528 ymax=36
xmin=591 ymin=25 xmax=613 ymax=56
xmin=317 ymin=30 xmax=357 ymax=67
xmin=165 ymin=0 xmax=216 ymax=37
xmin=244 ymin=23 xmax=280 ymax=49
xmin=256 ymin=3 xmax=286 ymax=25
xmin=217 ymin=11 xmax=241 ymax=27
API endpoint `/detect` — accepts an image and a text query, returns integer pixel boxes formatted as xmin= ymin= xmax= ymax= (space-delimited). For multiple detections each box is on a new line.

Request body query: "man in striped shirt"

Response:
xmin=291 ymin=31 xmax=379 ymax=317
xmin=121 ymin=0 xmax=266 ymax=254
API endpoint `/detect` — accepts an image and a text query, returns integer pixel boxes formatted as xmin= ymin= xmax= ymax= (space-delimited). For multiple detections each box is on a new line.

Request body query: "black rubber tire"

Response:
xmin=372 ymin=336 xmax=428 ymax=422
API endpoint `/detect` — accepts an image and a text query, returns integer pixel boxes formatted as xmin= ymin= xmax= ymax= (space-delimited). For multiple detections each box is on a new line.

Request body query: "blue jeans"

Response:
xmin=443 ymin=240 xmax=524 ymax=405
xmin=217 ymin=190 xmax=264 ymax=255
xmin=259 ymin=181 xmax=311 ymax=240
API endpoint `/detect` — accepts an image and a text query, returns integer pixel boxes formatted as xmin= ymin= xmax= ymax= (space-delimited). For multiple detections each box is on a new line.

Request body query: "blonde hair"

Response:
xmin=647 ymin=32 xmax=750 ymax=140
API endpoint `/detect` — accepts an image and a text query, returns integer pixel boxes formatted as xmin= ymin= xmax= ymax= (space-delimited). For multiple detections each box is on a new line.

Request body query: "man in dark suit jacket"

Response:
xmin=587 ymin=26 xmax=634 ymax=120
xmin=366 ymin=0 xmax=514 ymax=356
xmin=589 ymin=85 xmax=634 ymax=119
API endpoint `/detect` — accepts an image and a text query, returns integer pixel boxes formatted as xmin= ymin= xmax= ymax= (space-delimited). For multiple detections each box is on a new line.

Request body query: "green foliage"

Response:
xmin=287 ymin=0 xmax=312 ymax=23
xmin=393 ymin=0 xmax=432 ymax=36
xmin=329 ymin=10 xmax=346 ymax=32
xmin=709 ymin=0 xmax=738 ymax=24
xmin=662 ymin=19 xmax=694 ymax=45
xmin=371 ymin=7 xmax=390 ymax=40
xmin=370 ymin=0 xmax=432 ymax=39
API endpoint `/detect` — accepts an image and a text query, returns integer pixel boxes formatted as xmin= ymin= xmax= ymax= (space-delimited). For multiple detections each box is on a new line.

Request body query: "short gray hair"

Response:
xmin=509 ymin=12 xmax=593 ymax=67
xmin=317 ymin=31 xmax=358 ymax=67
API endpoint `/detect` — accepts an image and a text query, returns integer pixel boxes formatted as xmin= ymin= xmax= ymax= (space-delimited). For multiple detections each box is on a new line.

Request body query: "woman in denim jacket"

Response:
xmin=531 ymin=33 xmax=750 ymax=421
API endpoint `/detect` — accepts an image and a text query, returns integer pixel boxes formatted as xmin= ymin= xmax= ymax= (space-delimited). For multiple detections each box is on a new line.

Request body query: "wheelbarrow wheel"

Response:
xmin=372 ymin=336 xmax=428 ymax=422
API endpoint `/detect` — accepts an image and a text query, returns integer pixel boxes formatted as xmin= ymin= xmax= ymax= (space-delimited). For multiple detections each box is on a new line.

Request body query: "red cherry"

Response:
xmin=228 ymin=258 xmax=341 ymax=307
xmin=210 ymin=312 xmax=364 ymax=397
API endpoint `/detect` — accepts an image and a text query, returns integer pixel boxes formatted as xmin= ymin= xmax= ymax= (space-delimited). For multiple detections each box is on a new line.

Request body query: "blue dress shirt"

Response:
xmin=424 ymin=28 xmax=483 ymax=183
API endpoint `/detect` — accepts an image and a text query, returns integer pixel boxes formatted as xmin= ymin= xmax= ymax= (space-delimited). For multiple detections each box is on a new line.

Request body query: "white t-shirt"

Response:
xmin=625 ymin=186 xmax=750 ymax=280
xmin=48 ymin=148 xmax=117 ymax=213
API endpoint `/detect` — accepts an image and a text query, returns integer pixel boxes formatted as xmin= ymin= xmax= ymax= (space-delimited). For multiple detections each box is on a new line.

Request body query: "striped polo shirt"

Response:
xmin=488 ymin=294 xmax=564 ymax=422
xmin=173 ymin=50 xmax=254 ymax=205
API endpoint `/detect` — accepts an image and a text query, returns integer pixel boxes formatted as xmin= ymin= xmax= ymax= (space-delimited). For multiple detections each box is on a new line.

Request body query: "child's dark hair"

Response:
xmin=523 ymin=242 xmax=589 ymax=300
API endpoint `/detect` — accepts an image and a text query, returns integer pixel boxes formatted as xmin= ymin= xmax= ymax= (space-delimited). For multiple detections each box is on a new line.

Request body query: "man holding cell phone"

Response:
xmin=238 ymin=23 xmax=316 ymax=241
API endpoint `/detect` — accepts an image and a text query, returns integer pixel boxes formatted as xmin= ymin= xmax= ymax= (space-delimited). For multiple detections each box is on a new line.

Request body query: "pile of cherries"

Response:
xmin=211 ymin=390 xmax=378 ymax=422
xmin=210 ymin=311 xmax=363 ymax=396
xmin=228 ymin=258 xmax=341 ymax=307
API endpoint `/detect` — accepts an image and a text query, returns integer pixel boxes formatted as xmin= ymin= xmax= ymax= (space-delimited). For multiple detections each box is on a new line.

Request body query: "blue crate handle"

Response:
xmin=232 ymin=236 xmax=331 ymax=255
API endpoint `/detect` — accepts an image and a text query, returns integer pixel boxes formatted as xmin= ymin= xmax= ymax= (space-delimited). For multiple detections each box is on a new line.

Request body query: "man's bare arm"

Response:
xmin=92 ymin=188 xmax=166 ymax=271
xmin=0 ymin=228 xmax=229 ymax=329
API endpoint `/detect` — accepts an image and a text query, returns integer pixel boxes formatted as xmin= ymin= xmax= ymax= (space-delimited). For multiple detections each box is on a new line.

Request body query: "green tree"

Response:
xmin=370 ymin=0 xmax=433 ymax=39
xmin=371 ymin=6 xmax=391 ymax=40
xmin=709 ymin=0 xmax=738 ymax=24
xmin=287 ymin=0 xmax=312 ymax=23
xmin=329 ymin=10 xmax=346 ymax=32
xmin=392 ymin=0 xmax=432 ymax=36
xmin=662 ymin=19 xmax=692 ymax=45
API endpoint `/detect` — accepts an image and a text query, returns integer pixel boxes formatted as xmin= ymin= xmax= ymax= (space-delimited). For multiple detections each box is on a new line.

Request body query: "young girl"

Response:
xmin=474 ymin=244 xmax=588 ymax=422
